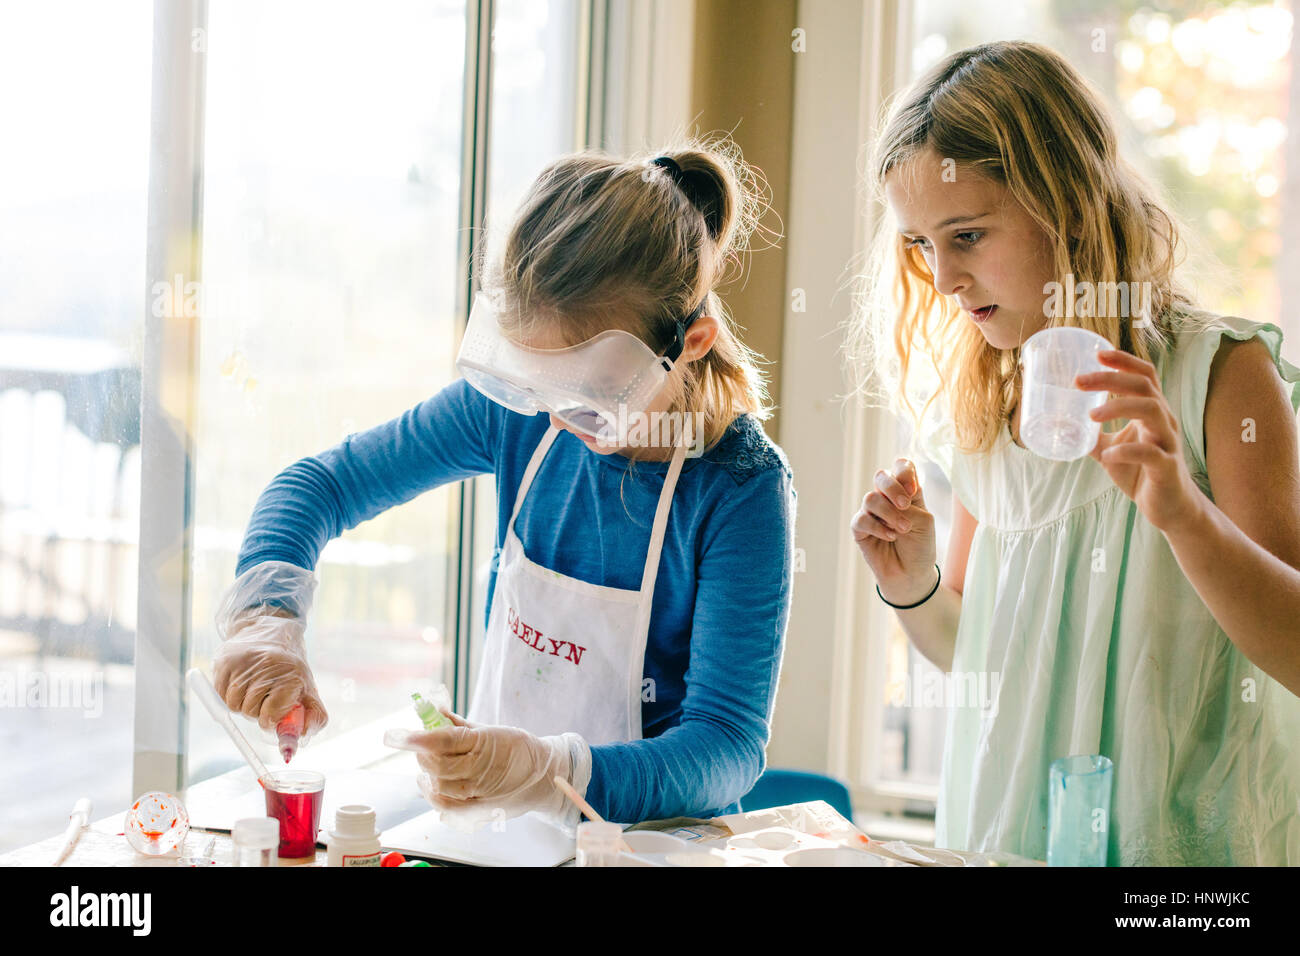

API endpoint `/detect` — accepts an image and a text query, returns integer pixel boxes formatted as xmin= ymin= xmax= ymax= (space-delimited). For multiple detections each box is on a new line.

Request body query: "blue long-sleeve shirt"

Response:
xmin=235 ymin=376 xmax=797 ymax=822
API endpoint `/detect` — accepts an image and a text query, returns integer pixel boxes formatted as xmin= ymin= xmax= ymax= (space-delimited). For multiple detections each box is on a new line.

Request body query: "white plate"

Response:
xmin=783 ymin=847 xmax=888 ymax=867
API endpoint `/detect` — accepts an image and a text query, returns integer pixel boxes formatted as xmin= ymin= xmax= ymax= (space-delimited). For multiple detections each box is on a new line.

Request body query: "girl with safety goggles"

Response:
xmin=212 ymin=136 xmax=797 ymax=834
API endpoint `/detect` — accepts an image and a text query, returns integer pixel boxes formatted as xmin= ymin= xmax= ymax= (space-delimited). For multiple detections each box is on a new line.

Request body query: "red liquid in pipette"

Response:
xmin=276 ymin=703 xmax=306 ymax=763
xmin=265 ymin=782 xmax=323 ymax=858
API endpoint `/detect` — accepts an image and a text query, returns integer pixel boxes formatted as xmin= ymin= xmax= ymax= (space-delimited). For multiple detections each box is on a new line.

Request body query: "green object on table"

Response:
xmin=399 ymin=860 xmax=431 ymax=867
xmin=411 ymin=689 xmax=452 ymax=730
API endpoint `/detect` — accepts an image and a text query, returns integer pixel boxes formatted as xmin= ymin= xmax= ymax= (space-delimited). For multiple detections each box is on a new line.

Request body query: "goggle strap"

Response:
xmin=661 ymin=299 xmax=708 ymax=365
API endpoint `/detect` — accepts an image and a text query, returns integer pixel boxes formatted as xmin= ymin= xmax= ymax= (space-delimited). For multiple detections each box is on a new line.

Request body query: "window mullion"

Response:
xmin=134 ymin=0 xmax=209 ymax=796
xmin=449 ymin=0 xmax=495 ymax=715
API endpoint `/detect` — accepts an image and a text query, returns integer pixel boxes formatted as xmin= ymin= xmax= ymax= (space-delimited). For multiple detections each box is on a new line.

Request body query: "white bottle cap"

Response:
xmin=232 ymin=816 xmax=280 ymax=850
xmin=333 ymin=804 xmax=379 ymax=839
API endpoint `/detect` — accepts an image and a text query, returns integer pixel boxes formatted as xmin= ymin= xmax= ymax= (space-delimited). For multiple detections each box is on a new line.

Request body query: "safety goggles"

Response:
xmin=456 ymin=292 xmax=705 ymax=442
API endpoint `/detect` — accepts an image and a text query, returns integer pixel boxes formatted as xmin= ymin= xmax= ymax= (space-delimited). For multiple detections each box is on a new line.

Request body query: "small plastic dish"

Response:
xmin=664 ymin=850 xmax=729 ymax=867
xmin=124 ymin=791 xmax=190 ymax=856
xmin=783 ymin=846 xmax=887 ymax=867
xmin=621 ymin=831 xmax=699 ymax=855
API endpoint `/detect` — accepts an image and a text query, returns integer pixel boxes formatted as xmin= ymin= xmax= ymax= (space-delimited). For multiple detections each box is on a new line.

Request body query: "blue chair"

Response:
xmin=739 ymin=768 xmax=854 ymax=821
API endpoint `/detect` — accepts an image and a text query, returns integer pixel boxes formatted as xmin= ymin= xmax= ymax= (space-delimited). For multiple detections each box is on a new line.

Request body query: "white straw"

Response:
xmin=186 ymin=668 xmax=271 ymax=784
xmin=553 ymin=775 xmax=634 ymax=853
xmin=52 ymin=797 xmax=92 ymax=866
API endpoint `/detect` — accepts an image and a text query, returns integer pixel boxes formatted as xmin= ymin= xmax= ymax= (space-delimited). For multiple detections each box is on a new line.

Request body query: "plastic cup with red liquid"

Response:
xmin=263 ymin=770 xmax=324 ymax=859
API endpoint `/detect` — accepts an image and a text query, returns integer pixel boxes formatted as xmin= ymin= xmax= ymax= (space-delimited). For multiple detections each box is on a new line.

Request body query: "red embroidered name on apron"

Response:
xmin=507 ymin=606 xmax=586 ymax=666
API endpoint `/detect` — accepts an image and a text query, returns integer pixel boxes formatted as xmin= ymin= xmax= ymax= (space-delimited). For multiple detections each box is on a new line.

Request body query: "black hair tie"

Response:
xmin=651 ymin=154 xmax=721 ymax=241
xmin=650 ymin=155 xmax=709 ymax=364
xmin=650 ymin=155 xmax=684 ymax=185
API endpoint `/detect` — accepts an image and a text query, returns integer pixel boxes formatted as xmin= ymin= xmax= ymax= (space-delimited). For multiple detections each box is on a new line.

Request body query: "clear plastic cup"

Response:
xmin=575 ymin=821 xmax=624 ymax=867
xmin=263 ymin=770 xmax=325 ymax=859
xmin=1047 ymin=754 xmax=1114 ymax=866
xmin=1018 ymin=327 xmax=1113 ymax=460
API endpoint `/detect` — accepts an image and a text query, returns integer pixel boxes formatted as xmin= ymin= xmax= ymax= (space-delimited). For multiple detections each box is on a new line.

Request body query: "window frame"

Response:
xmin=135 ymin=0 xmax=209 ymax=796
xmin=770 ymin=0 xmax=934 ymax=817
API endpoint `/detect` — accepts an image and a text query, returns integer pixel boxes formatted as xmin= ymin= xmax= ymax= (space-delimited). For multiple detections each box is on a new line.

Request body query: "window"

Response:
xmin=185 ymin=0 xmax=472 ymax=783
xmin=2 ymin=0 xmax=594 ymax=853
xmin=465 ymin=0 xmax=584 ymax=703
xmin=0 ymin=0 xmax=151 ymax=855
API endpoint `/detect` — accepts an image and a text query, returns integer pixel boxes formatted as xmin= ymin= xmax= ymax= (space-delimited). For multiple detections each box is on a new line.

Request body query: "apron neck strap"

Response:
xmin=637 ymin=435 xmax=688 ymax=595
xmin=507 ymin=425 xmax=560 ymax=530
xmin=507 ymin=424 xmax=688 ymax=599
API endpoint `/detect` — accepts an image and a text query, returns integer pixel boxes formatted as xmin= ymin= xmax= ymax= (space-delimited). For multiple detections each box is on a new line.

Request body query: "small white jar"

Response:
xmin=232 ymin=816 xmax=280 ymax=867
xmin=325 ymin=804 xmax=383 ymax=867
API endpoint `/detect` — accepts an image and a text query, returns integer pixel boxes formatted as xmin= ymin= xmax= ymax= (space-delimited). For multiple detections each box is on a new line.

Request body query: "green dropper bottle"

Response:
xmin=411 ymin=689 xmax=453 ymax=730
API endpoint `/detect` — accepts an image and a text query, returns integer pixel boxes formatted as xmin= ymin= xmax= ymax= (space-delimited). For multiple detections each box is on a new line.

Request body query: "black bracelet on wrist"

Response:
xmin=876 ymin=563 xmax=942 ymax=609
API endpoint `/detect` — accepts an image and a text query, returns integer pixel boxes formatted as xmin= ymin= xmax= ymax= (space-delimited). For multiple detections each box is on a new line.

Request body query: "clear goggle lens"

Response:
xmin=551 ymin=402 xmax=617 ymax=442
xmin=464 ymin=366 xmax=618 ymax=441
xmin=460 ymin=366 xmax=543 ymax=416
xmin=457 ymin=292 xmax=689 ymax=445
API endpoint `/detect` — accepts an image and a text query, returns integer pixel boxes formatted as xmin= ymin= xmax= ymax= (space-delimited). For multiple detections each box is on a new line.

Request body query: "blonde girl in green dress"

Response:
xmin=848 ymin=40 xmax=1300 ymax=865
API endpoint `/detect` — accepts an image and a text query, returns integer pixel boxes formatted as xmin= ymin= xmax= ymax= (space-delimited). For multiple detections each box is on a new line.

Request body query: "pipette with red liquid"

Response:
xmin=276 ymin=702 xmax=306 ymax=763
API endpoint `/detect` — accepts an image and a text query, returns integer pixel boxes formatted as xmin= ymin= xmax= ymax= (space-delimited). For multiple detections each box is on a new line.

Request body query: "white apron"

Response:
xmin=467 ymin=425 xmax=687 ymax=745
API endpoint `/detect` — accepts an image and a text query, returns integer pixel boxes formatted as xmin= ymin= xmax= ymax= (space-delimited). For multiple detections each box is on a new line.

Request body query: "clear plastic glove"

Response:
xmin=383 ymin=713 xmax=591 ymax=833
xmin=212 ymin=561 xmax=328 ymax=738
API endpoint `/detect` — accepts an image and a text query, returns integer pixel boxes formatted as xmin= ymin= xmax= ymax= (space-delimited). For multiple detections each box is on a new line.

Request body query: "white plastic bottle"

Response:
xmin=325 ymin=804 xmax=383 ymax=867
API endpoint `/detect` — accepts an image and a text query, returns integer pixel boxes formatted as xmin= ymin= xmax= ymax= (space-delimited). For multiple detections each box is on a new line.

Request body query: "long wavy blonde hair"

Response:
xmin=849 ymin=40 xmax=1218 ymax=453
xmin=480 ymin=134 xmax=776 ymax=454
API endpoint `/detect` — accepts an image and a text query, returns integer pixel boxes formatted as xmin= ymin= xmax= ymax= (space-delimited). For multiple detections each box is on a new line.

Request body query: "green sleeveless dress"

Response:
xmin=915 ymin=311 xmax=1300 ymax=865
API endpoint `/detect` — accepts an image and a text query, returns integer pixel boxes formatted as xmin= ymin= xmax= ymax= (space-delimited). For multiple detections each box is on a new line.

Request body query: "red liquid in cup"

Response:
xmin=264 ymin=775 xmax=324 ymax=858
